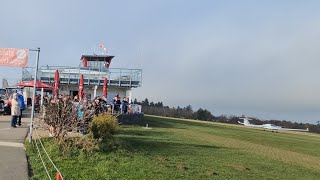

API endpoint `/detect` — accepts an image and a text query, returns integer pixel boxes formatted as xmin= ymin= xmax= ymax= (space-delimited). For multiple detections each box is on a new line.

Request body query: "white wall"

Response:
xmin=59 ymin=84 xmax=131 ymax=102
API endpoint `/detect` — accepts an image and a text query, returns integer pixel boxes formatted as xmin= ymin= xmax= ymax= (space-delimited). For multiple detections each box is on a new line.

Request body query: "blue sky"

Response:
xmin=1 ymin=0 xmax=320 ymax=123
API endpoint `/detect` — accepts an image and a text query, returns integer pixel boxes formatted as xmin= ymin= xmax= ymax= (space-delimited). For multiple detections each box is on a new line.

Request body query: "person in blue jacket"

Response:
xmin=17 ymin=91 xmax=25 ymax=126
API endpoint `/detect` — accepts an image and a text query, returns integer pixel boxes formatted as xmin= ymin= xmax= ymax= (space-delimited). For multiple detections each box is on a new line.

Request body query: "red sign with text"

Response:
xmin=0 ymin=48 xmax=28 ymax=67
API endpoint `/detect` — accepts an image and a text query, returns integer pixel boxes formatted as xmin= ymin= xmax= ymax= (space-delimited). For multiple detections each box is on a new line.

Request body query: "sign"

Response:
xmin=0 ymin=48 xmax=28 ymax=67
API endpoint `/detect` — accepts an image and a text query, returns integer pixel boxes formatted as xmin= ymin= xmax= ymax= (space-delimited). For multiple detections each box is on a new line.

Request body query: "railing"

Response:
xmin=22 ymin=66 xmax=142 ymax=88
xmin=109 ymin=104 xmax=142 ymax=114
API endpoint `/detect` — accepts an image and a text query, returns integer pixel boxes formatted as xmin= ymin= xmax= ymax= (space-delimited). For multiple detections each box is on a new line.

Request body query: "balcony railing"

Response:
xmin=22 ymin=66 xmax=142 ymax=88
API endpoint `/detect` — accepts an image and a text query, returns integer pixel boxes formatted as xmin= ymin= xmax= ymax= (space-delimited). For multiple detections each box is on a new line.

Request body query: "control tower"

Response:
xmin=81 ymin=54 xmax=114 ymax=69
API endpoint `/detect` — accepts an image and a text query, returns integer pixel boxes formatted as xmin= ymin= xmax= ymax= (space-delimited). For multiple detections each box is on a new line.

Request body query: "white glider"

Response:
xmin=238 ymin=117 xmax=309 ymax=132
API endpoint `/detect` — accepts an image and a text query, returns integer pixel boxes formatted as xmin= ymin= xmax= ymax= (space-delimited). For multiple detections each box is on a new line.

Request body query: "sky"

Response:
xmin=0 ymin=0 xmax=320 ymax=124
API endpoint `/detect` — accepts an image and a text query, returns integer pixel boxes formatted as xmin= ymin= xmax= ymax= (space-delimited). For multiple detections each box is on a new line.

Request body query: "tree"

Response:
xmin=150 ymin=101 xmax=155 ymax=106
xmin=155 ymin=102 xmax=163 ymax=108
xmin=185 ymin=105 xmax=193 ymax=112
xmin=141 ymin=98 xmax=149 ymax=106
xmin=196 ymin=108 xmax=213 ymax=121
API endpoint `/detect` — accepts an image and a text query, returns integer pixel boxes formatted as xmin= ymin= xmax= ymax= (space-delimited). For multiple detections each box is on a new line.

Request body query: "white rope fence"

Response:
xmin=34 ymin=137 xmax=52 ymax=180
xmin=33 ymin=131 xmax=63 ymax=180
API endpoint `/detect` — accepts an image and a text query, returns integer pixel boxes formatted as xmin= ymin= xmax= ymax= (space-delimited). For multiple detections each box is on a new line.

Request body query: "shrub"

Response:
xmin=89 ymin=114 xmax=119 ymax=141
xmin=41 ymin=99 xmax=79 ymax=142
xmin=59 ymin=136 xmax=98 ymax=156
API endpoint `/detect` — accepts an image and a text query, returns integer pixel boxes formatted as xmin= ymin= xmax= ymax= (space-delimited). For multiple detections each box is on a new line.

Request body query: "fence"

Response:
xmin=109 ymin=104 xmax=142 ymax=114
xmin=22 ymin=66 xmax=143 ymax=88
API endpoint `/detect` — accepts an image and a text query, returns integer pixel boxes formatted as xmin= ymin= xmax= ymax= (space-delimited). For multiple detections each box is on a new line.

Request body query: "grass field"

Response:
xmin=26 ymin=115 xmax=320 ymax=179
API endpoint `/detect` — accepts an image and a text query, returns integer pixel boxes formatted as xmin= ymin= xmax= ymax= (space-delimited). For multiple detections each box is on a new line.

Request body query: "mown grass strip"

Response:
xmin=26 ymin=115 xmax=320 ymax=179
xmin=172 ymin=128 xmax=320 ymax=171
xmin=145 ymin=115 xmax=320 ymax=157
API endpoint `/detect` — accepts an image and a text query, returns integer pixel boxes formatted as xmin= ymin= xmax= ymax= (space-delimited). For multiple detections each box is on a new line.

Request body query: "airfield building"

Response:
xmin=21 ymin=54 xmax=142 ymax=103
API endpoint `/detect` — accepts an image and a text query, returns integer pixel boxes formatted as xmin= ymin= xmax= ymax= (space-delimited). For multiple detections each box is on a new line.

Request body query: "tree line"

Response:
xmin=134 ymin=98 xmax=320 ymax=134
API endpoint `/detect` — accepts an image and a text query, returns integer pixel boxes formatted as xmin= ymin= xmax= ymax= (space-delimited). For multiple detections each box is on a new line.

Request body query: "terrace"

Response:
xmin=22 ymin=66 xmax=142 ymax=88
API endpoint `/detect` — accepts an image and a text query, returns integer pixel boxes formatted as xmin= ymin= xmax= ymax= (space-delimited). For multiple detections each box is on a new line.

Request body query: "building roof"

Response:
xmin=81 ymin=55 xmax=114 ymax=62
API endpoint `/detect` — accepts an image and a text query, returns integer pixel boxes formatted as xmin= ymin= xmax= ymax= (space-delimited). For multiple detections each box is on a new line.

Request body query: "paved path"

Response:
xmin=0 ymin=112 xmax=30 ymax=180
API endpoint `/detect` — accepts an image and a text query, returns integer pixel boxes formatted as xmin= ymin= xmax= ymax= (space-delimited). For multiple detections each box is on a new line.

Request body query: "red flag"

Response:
xmin=99 ymin=43 xmax=107 ymax=53
xmin=102 ymin=77 xmax=108 ymax=98
xmin=78 ymin=74 xmax=84 ymax=101
xmin=54 ymin=70 xmax=60 ymax=96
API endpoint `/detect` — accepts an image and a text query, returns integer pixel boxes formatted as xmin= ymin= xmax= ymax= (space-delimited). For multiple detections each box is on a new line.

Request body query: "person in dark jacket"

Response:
xmin=121 ymin=97 xmax=129 ymax=114
xmin=115 ymin=96 xmax=121 ymax=113
xmin=17 ymin=92 xmax=25 ymax=126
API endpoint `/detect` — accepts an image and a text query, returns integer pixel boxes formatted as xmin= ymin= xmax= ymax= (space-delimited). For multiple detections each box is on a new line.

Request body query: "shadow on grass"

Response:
xmin=145 ymin=116 xmax=254 ymax=133
xmin=143 ymin=117 xmax=178 ymax=128
xmin=117 ymin=135 xmax=221 ymax=156
xmin=119 ymin=128 xmax=173 ymax=137
xmin=144 ymin=115 xmax=221 ymax=129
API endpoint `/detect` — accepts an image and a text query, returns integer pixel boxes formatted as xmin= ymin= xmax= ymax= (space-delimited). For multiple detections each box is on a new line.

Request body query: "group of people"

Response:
xmin=10 ymin=91 xmax=25 ymax=128
xmin=76 ymin=96 xmax=107 ymax=118
xmin=111 ymin=96 xmax=129 ymax=114
xmin=41 ymin=94 xmax=132 ymax=117
xmin=41 ymin=94 xmax=131 ymax=134
xmin=79 ymin=95 xmax=131 ymax=116
xmin=9 ymin=92 xmax=132 ymax=129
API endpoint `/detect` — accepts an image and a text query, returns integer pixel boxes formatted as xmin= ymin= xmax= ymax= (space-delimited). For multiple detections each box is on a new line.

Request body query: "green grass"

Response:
xmin=26 ymin=115 xmax=320 ymax=179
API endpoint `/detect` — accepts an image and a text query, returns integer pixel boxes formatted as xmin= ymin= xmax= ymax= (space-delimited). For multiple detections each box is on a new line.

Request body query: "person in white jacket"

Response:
xmin=10 ymin=93 xmax=20 ymax=128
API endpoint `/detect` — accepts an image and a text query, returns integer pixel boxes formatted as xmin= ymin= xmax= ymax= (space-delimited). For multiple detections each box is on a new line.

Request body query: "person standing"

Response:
xmin=11 ymin=93 xmax=20 ymax=128
xmin=121 ymin=97 xmax=128 ymax=114
xmin=115 ymin=96 xmax=121 ymax=113
xmin=17 ymin=91 xmax=25 ymax=126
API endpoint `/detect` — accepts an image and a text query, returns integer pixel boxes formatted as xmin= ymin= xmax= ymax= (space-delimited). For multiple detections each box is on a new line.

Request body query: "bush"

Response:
xmin=89 ymin=114 xmax=119 ymax=141
xmin=59 ymin=136 xmax=98 ymax=156
xmin=41 ymin=99 xmax=80 ymax=142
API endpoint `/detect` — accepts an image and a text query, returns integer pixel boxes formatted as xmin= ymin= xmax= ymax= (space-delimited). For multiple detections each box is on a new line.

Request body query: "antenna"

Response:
xmin=92 ymin=48 xmax=97 ymax=56
xmin=138 ymin=45 xmax=143 ymax=69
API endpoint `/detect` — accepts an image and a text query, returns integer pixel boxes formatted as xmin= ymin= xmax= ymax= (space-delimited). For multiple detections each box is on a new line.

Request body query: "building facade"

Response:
xmin=22 ymin=54 xmax=142 ymax=103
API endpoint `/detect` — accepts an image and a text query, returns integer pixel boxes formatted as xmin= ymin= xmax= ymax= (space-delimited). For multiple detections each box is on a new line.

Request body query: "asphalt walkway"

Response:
xmin=0 ymin=111 xmax=30 ymax=180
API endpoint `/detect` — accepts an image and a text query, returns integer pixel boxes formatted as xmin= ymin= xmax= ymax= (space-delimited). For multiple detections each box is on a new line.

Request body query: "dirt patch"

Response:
xmin=206 ymin=170 xmax=219 ymax=176
xmin=155 ymin=156 xmax=168 ymax=164
xmin=227 ymin=164 xmax=250 ymax=171
xmin=176 ymin=164 xmax=188 ymax=171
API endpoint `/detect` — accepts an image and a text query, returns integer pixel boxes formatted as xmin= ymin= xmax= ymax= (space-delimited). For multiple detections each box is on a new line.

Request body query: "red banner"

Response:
xmin=0 ymin=48 xmax=28 ymax=67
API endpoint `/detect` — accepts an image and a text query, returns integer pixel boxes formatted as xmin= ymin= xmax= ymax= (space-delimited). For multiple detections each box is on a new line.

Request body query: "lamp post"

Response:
xmin=28 ymin=47 xmax=40 ymax=142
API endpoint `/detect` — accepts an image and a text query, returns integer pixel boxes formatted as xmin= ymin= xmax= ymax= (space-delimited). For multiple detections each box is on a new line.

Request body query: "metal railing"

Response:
xmin=109 ymin=104 xmax=142 ymax=114
xmin=22 ymin=66 xmax=142 ymax=88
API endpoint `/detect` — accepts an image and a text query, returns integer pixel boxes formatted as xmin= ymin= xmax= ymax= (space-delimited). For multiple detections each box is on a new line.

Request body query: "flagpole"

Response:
xmin=29 ymin=47 xmax=40 ymax=142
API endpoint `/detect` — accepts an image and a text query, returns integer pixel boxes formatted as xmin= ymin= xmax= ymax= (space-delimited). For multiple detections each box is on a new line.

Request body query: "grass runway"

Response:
xmin=26 ymin=115 xmax=320 ymax=179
